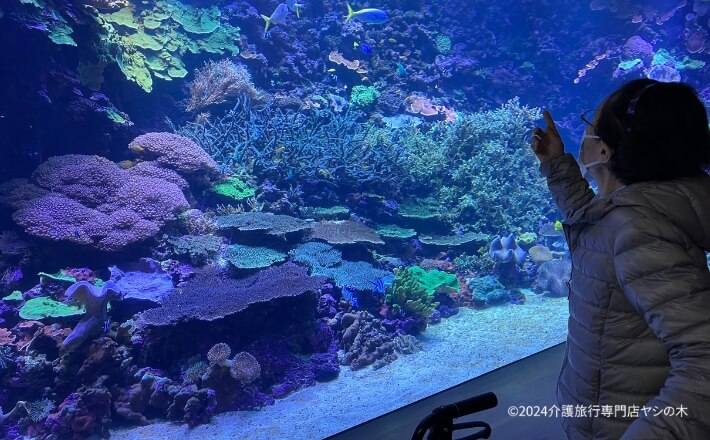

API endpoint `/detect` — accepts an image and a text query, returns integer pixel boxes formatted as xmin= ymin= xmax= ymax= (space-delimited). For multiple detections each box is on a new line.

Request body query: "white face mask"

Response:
xmin=578 ymin=133 xmax=605 ymax=178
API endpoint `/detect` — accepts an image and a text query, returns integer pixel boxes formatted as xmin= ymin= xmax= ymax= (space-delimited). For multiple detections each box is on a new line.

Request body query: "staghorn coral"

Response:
xmin=173 ymin=96 xmax=409 ymax=191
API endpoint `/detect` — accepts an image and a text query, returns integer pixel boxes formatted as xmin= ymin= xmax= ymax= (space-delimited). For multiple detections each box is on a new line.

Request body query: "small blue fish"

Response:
xmin=397 ymin=62 xmax=408 ymax=78
xmin=102 ymin=318 xmax=111 ymax=333
xmin=261 ymin=3 xmax=290 ymax=33
xmin=287 ymin=0 xmax=304 ymax=18
xmin=341 ymin=286 xmax=359 ymax=307
xmin=345 ymin=3 xmax=389 ymax=24
xmin=360 ymin=42 xmax=373 ymax=55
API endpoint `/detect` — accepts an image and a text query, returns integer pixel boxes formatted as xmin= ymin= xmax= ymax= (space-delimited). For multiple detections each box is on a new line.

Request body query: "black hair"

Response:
xmin=594 ymin=78 xmax=710 ymax=185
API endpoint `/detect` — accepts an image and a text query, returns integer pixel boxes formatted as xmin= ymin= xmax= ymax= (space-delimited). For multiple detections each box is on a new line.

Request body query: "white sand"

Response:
xmin=111 ymin=292 xmax=568 ymax=440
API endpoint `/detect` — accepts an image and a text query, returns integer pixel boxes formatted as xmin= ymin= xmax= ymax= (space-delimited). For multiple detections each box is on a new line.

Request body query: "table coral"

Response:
xmin=308 ymin=220 xmax=384 ymax=245
xmin=215 ymin=212 xmax=312 ymax=236
xmin=138 ymin=262 xmax=326 ymax=325
xmin=221 ymin=244 xmax=287 ymax=270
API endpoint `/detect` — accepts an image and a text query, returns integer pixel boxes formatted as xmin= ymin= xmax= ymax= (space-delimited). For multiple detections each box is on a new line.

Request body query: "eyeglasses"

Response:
xmin=580 ymin=109 xmax=595 ymax=128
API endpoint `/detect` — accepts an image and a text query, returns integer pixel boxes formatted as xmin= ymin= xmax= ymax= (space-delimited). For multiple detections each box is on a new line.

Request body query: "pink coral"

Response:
xmin=129 ymin=132 xmax=218 ymax=175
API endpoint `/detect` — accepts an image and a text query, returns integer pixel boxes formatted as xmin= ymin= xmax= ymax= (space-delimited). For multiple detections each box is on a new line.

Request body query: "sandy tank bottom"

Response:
xmin=111 ymin=292 xmax=569 ymax=440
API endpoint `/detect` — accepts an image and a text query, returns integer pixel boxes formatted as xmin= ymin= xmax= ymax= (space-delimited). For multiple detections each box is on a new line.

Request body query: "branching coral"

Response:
xmin=173 ymin=95 xmax=409 ymax=190
xmin=184 ymin=60 xmax=264 ymax=113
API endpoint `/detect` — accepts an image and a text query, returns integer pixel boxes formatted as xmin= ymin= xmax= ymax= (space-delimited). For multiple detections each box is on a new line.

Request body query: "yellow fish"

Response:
xmin=327 ymin=68 xmax=336 ymax=72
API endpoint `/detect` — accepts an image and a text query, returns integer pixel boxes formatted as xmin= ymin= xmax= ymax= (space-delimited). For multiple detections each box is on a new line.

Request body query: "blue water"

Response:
xmin=0 ymin=0 xmax=707 ymax=439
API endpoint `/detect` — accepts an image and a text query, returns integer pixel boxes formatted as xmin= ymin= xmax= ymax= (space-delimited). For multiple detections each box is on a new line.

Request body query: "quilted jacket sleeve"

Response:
xmin=613 ymin=213 xmax=710 ymax=439
xmin=538 ymin=153 xmax=595 ymax=222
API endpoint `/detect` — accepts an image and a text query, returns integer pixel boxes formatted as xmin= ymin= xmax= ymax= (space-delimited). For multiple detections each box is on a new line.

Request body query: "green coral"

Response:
xmin=385 ymin=266 xmax=458 ymax=318
xmin=38 ymin=270 xmax=76 ymax=284
xmin=618 ymin=58 xmax=642 ymax=71
xmin=171 ymin=2 xmax=221 ymax=34
xmin=212 ymin=177 xmax=256 ymax=201
xmin=652 ymin=49 xmax=705 ymax=70
xmin=419 ymin=232 xmax=489 ymax=247
xmin=19 ymin=297 xmax=84 ymax=320
xmin=2 ymin=291 xmax=23 ymax=302
xmin=376 ymin=224 xmax=417 ymax=239
xmin=16 ymin=0 xmax=76 ymax=45
xmin=403 ymin=98 xmax=550 ymax=235
xmin=306 ymin=206 xmax=350 ymax=220
xmin=222 ymin=244 xmax=287 ymax=269
xmin=398 ymin=198 xmax=442 ymax=221
xmin=350 ymin=85 xmax=381 ymax=107
xmin=435 ymin=34 xmax=452 ymax=54
xmin=88 ymin=0 xmax=240 ymax=93
xmin=517 ymin=232 xmax=537 ymax=248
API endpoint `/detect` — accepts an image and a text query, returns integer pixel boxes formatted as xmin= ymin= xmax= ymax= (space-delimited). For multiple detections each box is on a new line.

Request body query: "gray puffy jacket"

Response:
xmin=540 ymin=153 xmax=710 ymax=440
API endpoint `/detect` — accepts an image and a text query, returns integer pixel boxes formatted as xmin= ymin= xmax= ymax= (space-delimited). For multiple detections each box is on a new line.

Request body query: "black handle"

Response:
xmin=411 ymin=392 xmax=498 ymax=440
xmin=432 ymin=392 xmax=498 ymax=419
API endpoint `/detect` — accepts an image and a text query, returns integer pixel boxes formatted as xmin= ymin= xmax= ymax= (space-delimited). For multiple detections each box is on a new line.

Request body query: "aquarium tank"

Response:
xmin=0 ymin=0 xmax=707 ymax=438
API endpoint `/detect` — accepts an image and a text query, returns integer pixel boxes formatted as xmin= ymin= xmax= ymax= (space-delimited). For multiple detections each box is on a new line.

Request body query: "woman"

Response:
xmin=531 ymin=78 xmax=710 ymax=439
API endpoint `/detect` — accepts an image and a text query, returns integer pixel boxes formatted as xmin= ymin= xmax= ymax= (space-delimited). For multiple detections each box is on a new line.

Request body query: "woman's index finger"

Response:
xmin=542 ymin=110 xmax=561 ymax=136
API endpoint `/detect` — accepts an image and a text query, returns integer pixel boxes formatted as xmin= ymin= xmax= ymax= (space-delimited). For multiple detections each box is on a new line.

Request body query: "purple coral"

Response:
xmin=139 ymin=262 xmax=327 ymax=325
xmin=127 ymin=161 xmax=189 ymax=190
xmin=4 ymin=154 xmax=189 ymax=251
xmin=128 ymin=132 xmax=218 ymax=175
xmin=31 ymin=155 xmax=123 ymax=207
